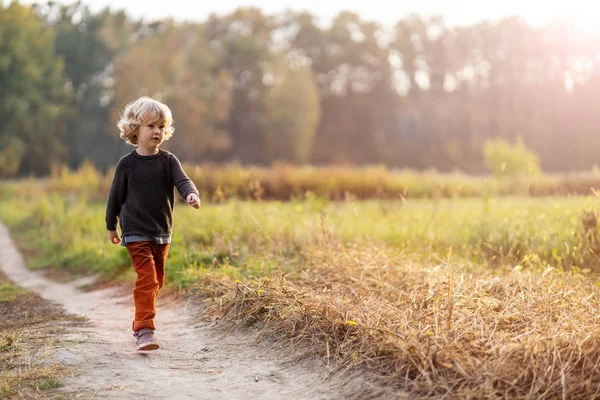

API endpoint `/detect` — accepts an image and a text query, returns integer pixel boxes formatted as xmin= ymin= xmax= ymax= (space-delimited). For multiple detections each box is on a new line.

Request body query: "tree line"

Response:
xmin=1 ymin=1 xmax=598 ymax=176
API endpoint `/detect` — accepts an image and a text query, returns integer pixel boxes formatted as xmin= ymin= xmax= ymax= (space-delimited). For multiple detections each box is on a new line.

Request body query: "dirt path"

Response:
xmin=0 ymin=223 xmax=366 ymax=399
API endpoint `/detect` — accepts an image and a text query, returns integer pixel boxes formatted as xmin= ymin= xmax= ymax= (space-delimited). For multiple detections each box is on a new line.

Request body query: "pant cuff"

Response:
xmin=132 ymin=320 xmax=156 ymax=332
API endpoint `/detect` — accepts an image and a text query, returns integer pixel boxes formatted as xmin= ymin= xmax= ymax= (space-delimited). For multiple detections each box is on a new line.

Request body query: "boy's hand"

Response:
xmin=187 ymin=193 xmax=201 ymax=209
xmin=109 ymin=230 xmax=121 ymax=244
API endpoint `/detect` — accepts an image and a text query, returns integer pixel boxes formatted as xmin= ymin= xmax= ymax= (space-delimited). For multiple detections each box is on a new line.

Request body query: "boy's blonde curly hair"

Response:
xmin=117 ymin=97 xmax=175 ymax=145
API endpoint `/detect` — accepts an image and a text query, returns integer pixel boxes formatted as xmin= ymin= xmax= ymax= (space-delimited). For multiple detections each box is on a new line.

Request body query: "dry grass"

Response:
xmin=0 ymin=272 xmax=86 ymax=399
xmin=28 ymin=161 xmax=600 ymax=202
xmin=203 ymin=240 xmax=600 ymax=399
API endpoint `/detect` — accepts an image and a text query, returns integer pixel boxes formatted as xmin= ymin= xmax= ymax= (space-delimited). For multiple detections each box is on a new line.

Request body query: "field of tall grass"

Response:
xmin=2 ymin=165 xmax=600 ymax=398
xmin=27 ymin=161 xmax=600 ymax=202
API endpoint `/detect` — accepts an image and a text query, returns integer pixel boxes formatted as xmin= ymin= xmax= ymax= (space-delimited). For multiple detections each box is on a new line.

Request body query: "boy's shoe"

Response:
xmin=134 ymin=328 xmax=159 ymax=351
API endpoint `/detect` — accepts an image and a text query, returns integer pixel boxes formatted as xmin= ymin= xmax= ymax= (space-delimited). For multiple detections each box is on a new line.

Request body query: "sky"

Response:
xmin=16 ymin=0 xmax=600 ymax=28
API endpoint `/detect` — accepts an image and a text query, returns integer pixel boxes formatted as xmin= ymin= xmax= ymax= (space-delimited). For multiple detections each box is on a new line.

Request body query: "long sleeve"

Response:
xmin=170 ymin=154 xmax=199 ymax=200
xmin=105 ymin=157 xmax=129 ymax=231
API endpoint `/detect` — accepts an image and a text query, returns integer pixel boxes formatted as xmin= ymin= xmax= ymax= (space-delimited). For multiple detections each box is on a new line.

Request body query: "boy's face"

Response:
xmin=137 ymin=113 xmax=166 ymax=154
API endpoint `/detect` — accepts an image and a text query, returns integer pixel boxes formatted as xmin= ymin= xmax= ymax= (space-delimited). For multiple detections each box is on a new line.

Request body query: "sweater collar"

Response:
xmin=132 ymin=149 xmax=163 ymax=159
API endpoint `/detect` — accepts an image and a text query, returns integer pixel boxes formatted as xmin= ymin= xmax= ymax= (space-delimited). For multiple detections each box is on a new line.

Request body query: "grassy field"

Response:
xmin=2 ymin=175 xmax=600 ymax=398
xmin=28 ymin=161 xmax=600 ymax=202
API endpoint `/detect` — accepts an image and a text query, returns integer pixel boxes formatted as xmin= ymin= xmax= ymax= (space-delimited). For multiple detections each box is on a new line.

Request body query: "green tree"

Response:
xmin=287 ymin=11 xmax=398 ymax=165
xmin=263 ymin=55 xmax=320 ymax=163
xmin=112 ymin=22 xmax=227 ymax=163
xmin=0 ymin=1 xmax=69 ymax=175
xmin=205 ymin=8 xmax=274 ymax=164
xmin=0 ymin=136 xmax=25 ymax=178
xmin=37 ymin=2 xmax=136 ymax=170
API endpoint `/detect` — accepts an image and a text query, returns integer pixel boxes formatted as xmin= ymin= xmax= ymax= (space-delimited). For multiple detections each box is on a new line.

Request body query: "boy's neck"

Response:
xmin=136 ymin=147 xmax=160 ymax=156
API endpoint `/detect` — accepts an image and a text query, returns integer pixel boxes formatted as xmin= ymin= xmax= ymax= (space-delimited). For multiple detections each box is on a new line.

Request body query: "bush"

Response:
xmin=484 ymin=137 xmax=541 ymax=178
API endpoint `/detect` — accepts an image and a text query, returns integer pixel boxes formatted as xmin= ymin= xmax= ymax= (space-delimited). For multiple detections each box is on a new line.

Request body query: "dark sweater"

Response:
xmin=105 ymin=149 xmax=199 ymax=238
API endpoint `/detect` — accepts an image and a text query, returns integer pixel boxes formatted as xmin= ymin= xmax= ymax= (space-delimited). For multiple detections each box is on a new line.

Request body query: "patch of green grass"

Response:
xmin=3 ymin=194 xmax=600 ymax=286
xmin=39 ymin=377 xmax=63 ymax=390
xmin=0 ymin=283 xmax=20 ymax=303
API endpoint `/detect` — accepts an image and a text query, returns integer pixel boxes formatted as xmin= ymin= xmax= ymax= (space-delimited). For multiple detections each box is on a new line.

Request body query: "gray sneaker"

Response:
xmin=134 ymin=328 xmax=159 ymax=351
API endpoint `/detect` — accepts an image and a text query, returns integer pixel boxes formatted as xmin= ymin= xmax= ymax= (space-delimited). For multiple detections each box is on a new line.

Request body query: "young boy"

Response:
xmin=105 ymin=96 xmax=200 ymax=351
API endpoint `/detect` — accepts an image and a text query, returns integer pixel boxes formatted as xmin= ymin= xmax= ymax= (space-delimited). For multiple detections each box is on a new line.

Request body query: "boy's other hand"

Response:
xmin=109 ymin=230 xmax=121 ymax=244
xmin=187 ymin=193 xmax=201 ymax=209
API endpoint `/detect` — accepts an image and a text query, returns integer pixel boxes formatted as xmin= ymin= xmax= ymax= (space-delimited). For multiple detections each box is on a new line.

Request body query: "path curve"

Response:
xmin=0 ymin=223 xmax=360 ymax=400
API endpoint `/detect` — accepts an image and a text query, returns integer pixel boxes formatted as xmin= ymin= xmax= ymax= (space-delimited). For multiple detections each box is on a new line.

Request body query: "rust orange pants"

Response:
xmin=126 ymin=241 xmax=170 ymax=331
